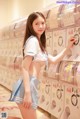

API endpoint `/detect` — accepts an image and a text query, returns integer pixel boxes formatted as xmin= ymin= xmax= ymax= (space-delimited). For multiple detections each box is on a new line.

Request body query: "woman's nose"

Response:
xmin=39 ymin=24 xmax=43 ymax=28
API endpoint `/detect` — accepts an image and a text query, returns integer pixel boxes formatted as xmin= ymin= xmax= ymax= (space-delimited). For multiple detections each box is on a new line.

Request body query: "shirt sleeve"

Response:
xmin=24 ymin=36 xmax=39 ymax=57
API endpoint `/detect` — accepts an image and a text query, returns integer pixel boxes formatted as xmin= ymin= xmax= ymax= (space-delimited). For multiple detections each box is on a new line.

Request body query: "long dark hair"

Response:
xmin=23 ymin=12 xmax=46 ymax=55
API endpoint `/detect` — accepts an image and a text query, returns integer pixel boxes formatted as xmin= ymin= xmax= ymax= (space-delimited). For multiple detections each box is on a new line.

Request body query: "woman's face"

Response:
xmin=32 ymin=15 xmax=46 ymax=38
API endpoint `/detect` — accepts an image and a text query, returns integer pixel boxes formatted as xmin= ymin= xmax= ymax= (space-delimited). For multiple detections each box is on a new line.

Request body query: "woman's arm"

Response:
xmin=21 ymin=56 xmax=33 ymax=108
xmin=21 ymin=36 xmax=39 ymax=108
xmin=22 ymin=37 xmax=38 ymax=93
xmin=48 ymin=37 xmax=75 ymax=64
xmin=22 ymin=56 xmax=32 ymax=93
xmin=48 ymin=48 xmax=69 ymax=64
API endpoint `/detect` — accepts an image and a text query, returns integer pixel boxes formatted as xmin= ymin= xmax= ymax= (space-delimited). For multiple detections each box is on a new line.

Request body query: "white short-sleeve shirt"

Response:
xmin=24 ymin=35 xmax=39 ymax=56
xmin=24 ymin=35 xmax=48 ymax=62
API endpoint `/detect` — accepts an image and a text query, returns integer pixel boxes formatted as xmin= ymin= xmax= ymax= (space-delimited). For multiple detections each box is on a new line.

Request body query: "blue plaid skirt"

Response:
xmin=9 ymin=76 xmax=40 ymax=109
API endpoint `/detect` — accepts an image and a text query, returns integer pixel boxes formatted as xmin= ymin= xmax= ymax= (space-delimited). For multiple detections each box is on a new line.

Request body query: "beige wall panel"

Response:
xmin=0 ymin=0 xmax=56 ymax=28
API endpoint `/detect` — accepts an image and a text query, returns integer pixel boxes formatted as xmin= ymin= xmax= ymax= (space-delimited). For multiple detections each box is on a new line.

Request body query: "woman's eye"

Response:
xmin=35 ymin=22 xmax=45 ymax=25
xmin=35 ymin=23 xmax=39 ymax=25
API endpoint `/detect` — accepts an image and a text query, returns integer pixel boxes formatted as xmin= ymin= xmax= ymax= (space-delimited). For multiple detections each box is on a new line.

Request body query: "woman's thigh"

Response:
xmin=17 ymin=103 xmax=37 ymax=119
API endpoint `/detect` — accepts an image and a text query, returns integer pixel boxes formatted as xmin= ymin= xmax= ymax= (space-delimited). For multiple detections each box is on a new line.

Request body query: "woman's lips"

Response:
xmin=38 ymin=30 xmax=43 ymax=32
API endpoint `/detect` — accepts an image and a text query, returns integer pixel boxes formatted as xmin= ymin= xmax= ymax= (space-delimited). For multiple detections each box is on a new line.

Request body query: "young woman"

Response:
xmin=9 ymin=12 xmax=75 ymax=119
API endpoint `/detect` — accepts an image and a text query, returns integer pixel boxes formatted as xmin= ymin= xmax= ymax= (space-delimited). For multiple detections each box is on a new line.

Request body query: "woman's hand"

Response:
xmin=23 ymin=91 xmax=32 ymax=109
xmin=66 ymin=37 xmax=76 ymax=49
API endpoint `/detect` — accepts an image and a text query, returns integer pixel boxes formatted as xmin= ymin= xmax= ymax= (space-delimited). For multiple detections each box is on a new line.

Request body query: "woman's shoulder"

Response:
xmin=26 ymin=35 xmax=38 ymax=44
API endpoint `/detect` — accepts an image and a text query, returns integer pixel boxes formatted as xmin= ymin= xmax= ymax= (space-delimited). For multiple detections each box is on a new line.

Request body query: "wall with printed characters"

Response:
xmin=38 ymin=2 xmax=80 ymax=119
xmin=0 ymin=19 xmax=27 ymax=90
xmin=0 ymin=1 xmax=80 ymax=119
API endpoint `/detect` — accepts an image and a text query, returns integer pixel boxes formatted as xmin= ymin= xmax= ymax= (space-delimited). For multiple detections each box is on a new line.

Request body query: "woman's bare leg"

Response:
xmin=7 ymin=103 xmax=37 ymax=119
xmin=17 ymin=103 xmax=37 ymax=119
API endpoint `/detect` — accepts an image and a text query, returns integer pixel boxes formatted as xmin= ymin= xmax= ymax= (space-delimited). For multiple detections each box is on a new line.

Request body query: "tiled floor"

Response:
xmin=0 ymin=85 xmax=51 ymax=119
